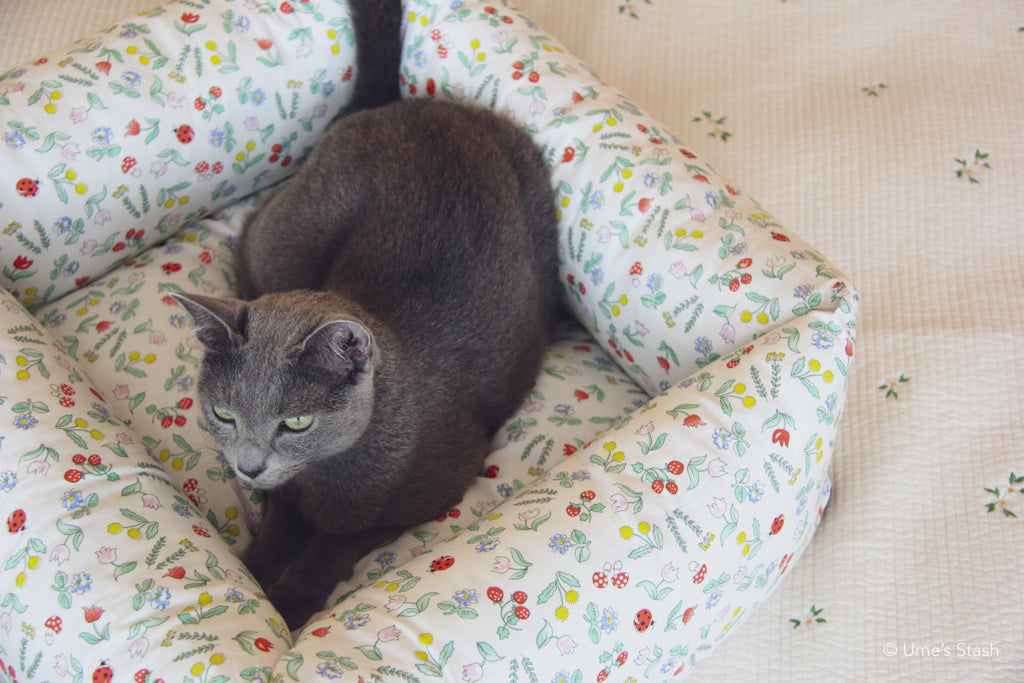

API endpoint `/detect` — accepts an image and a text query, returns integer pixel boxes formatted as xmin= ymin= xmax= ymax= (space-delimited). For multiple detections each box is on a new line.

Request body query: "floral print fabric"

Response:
xmin=0 ymin=0 xmax=361 ymax=310
xmin=0 ymin=0 xmax=858 ymax=680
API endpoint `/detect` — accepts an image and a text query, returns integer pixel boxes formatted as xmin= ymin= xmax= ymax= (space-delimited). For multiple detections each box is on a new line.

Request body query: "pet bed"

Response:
xmin=0 ymin=0 xmax=856 ymax=679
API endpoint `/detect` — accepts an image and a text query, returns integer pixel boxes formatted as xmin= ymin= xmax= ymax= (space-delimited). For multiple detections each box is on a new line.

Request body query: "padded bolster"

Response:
xmin=0 ymin=0 xmax=362 ymax=309
xmin=401 ymin=3 xmax=857 ymax=394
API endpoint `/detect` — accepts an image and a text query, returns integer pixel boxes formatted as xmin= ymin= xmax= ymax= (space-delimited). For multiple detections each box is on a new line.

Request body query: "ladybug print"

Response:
xmin=92 ymin=663 xmax=114 ymax=683
xmin=634 ymin=608 xmax=654 ymax=632
xmin=7 ymin=509 xmax=26 ymax=533
xmin=429 ymin=555 xmax=455 ymax=572
xmin=175 ymin=125 xmax=195 ymax=143
xmin=16 ymin=177 xmax=39 ymax=197
xmin=770 ymin=514 xmax=785 ymax=535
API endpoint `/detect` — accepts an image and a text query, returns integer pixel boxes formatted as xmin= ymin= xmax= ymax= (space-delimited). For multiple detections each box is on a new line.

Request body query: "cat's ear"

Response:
xmin=171 ymin=293 xmax=247 ymax=352
xmin=301 ymin=320 xmax=374 ymax=374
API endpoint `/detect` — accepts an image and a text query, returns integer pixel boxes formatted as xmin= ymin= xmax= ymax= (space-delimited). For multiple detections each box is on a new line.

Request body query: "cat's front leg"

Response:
xmin=267 ymin=526 xmax=400 ymax=630
xmin=241 ymin=492 xmax=312 ymax=590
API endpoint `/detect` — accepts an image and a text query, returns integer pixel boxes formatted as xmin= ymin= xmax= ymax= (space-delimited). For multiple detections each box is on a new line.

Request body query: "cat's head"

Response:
xmin=173 ymin=292 xmax=377 ymax=490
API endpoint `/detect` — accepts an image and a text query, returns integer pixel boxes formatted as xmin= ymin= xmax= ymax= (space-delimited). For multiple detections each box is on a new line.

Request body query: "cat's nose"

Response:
xmin=237 ymin=462 xmax=265 ymax=479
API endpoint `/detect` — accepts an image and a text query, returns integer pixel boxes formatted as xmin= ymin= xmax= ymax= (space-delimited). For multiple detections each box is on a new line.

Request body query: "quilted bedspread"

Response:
xmin=0 ymin=0 xmax=1021 ymax=681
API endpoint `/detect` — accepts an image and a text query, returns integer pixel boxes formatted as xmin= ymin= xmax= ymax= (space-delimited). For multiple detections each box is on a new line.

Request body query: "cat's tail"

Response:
xmin=345 ymin=0 xmax=403 ymax=112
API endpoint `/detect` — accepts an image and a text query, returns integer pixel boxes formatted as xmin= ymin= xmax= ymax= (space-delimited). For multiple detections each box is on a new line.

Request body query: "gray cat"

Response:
xmin=173 ymin=3 xmax=558 ymax=630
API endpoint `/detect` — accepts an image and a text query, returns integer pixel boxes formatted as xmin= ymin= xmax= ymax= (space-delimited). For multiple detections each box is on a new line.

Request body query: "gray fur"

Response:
xmin=175 ymin=95 xmax=558 ymax=628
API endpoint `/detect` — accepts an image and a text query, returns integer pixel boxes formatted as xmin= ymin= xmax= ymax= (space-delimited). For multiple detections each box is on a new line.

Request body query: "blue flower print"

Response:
xmin=588 ymin=190 xmax=605 ymax=210
xmin=209 ymin=129 xmax=226 ymax=147
xmin=590 ymin=267 xmax=604 ymax=285
xmin=549 ymin=534 xmax=570 ymax=554
xmin=598 ymin=607 xmax=619 ymax=633
xmin=150 ymin=587 xmax=172 ymax=609
xmin=344 ymin=613 xmax=370 ymax=629
xmin=375 ymin=550 xmax=396 ymax=567
xmin=225 ymin=587 xmax=244 ymax=603
xmin=233 ymin=16 xmax=251 ymax=32
xmin=812 ymin=330 xmax=834 ymax=350
xmin=61 ymin=490 xmax=83 ymax=511
xmin=251 ymin=89 xmax=266 ymax=105
xmin=322 ymin=81 xmax=335 ymax=96
xmin=171 ymin=500 xmax=194 ymax=517
xmin=70 ymin=572 xmax=93 ymax=594
xmin=414 ymin=49 xmax=427 ymax=67
xmin=644 ymin=172 xmax=660 ymax=188
xmin=794 ymin=283 xmax=813 ymax=300
xmin=694 ymin=337 xmax=712 ymax=356
xmin=647 ymin=273 xmax=664 ymax=291
xmin=712 ymin=428 xmax=732 ymax=450
xmin=4 ymin=130 xmax=25 ymax=149
xmin=497 ymin=483 xmax=514 ymax=498
xmin=705 ymin=191 xmax=720 ymax=209
xmin=0 ymin=470 xmax=16 ymax=492
xmin=452 ymin=589 xmax=478 ymax=607
xmin=54 ymin=217 xmax=73 ymax=235
xmin=13 ymin=413 xmax=38 ymax=430
xmin=317 ymin=662 xmax=346 ymax=680
xmin=91 ymin=126 xmax=114 ymax=145
xmin=476 ymin=538 xmax=500 ymax=553
xmin=747 ymin=482 xmax=764 ymax=503
xmin=121 ymin=71 xmax=141 ymax=88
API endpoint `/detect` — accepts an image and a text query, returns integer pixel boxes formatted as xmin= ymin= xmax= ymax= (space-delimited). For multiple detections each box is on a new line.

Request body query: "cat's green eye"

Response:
xmin=212 ymin=405 xmax=235 ymax=423
xmin=282 ymin=415 xmax=314 ymax=432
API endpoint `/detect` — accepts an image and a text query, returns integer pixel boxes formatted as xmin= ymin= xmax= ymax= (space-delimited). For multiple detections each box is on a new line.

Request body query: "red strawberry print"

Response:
xmin=487 ymin=586 xmax=504 ymax=602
